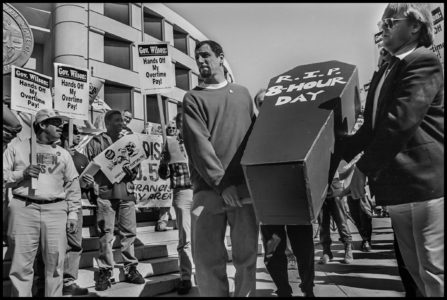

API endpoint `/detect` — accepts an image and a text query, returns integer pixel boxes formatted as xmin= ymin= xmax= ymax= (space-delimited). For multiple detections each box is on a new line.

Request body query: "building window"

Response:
xmin=104 ymin=3 xmax=129 ymax=25
xmin=104 ymin=83 xmax=132 ymax=112
xmin=146 ymin=95 xmax=168 ymax=124
xmin=143 ymin=8 xmax=163 ymax=41
xmin=104 ymin=35 xmax=131 ymax=70
xmin=173 ymin=25 xmax=188 ymax=54
xmin=167 ymin=100 xmax=178 ymax=122
xmin=175 ymin=63 xmax=190 ymax=91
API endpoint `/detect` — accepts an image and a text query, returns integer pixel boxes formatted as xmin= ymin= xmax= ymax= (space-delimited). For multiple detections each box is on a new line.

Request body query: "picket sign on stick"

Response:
xmin=68 ymin=118 xmax=73 ymax=148
xmin=30 ymin=115 xmax=38 ymax=190
xmin=157 ymin=93 xmax=167 ymax=145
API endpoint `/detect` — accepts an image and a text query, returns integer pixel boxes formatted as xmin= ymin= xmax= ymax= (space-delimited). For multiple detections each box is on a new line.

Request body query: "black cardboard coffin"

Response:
xmin=241 ymin=61 xmax=361 ymax=225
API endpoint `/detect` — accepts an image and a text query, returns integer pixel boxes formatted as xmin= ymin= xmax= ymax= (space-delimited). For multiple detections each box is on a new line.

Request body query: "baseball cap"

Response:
xmin=62 ymin=123 xmax=80 ymax=138
xmin=34 ymin=108 xmax=66 ymax=124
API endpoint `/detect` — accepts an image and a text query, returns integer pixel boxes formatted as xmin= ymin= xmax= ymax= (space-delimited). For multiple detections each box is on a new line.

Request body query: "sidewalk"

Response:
xmin=158 ymin=217 xmax=405 ymax=297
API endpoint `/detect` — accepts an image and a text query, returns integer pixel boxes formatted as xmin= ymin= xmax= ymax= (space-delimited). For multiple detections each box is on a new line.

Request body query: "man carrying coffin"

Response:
xmin=182 ymin=40 xmax=259 ymax=296
xmin=85 ymin=110 xmax=145 ymax=291
xmin=3 ymin=108 xmax=81 ymax=296
xmin=342 ymin=3 xmax=444 ymax=296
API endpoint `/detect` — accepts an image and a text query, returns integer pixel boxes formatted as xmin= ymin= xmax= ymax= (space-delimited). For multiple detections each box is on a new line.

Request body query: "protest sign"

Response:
xmin=10 ymin=66 xmax=52 ymax=115
xmin=89 ymin=77 xmax=104 ymax=104
xmin=134 ymin=133 xmax=172 ymax=208
xmin=431 ymin=4 xmax=444 ymax=65
xmin=242 ymin=61 xmax=360 ymax=225
xmin=53 ymin=62 xmax=89 ymax=120
xmin=94 ymin=134 xmax=147 ymax=184
xmin=143 ymin=122 xmax=163 ymax=136
xmin=136 ymin=42 xmax=174 ymax=94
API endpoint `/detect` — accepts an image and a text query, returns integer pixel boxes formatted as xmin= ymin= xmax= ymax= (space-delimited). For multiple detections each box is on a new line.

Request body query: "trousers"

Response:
xmin=388 ymin=197 xmax=444 ymax=297
xmin=96 ymin=198 xmax=138 ymax=270
xmin=318 ymin=196 xmax=352 ymax=247
xmin=191 ymin=189 xmax=259 ymax=296
xmin=260 ymin=224 xmax=315 ymax=296
xmin=7 ymin=197 xmax=67 ymax=297
xmin=347 ymin=195 xmax=372 ymax=242
xmin=64 ymin=207 xmax=83 ymax=286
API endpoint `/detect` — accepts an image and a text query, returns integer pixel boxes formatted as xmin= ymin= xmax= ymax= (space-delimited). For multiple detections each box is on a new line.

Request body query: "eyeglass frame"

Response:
xmin=43 ymin=118 xmax=65 ymax=127
xmin=377 ymin=17 xmax=408 ymax=30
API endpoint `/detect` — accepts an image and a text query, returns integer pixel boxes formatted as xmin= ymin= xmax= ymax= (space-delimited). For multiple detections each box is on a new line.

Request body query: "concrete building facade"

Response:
xmin=5 ymin=3 xmax=235 ymax=132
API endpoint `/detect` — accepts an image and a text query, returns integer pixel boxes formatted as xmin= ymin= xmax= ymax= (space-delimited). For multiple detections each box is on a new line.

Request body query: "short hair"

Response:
xmin=254 ymin=88 xmax=267 ymax=110
xmin=195 ymin=40 xmax=224 ymax=57
xmin=385 ymin=3 xmax=434 ymax=47
xmin=123 ymin=110 xmax=132 ymax=115
xmin=104 ymin=110 xmax=122 ymax=125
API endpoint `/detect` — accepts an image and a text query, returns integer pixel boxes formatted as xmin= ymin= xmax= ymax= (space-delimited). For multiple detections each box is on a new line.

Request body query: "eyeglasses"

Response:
xmin=377 ymin=18 xmax=408 ymax=30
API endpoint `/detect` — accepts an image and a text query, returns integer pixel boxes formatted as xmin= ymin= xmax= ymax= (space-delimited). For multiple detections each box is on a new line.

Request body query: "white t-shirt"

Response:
xmin=3 ymin=138 xmax=79 ymax=200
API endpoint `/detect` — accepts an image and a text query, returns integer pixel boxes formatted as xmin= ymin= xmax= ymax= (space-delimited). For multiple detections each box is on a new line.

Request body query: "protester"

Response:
xmin=158 ymin=113 xmax=194 ymax=295
xmin=60 ymin=123 xmax=96 ymax=295
xmin=342 ymin=3 xmax=444 ymax=296
xmin=182 ymin=40 xmax=259 ymax=297
xmin=85 ymin=110 xmax=145 ymax=291
xmin=3 ymin=102 xmax=22 ymax=152
xmin=156 ymin=120 xmax=177 ymax=232
xmin=3 ymin=108 xmax=82 ymax=297
xmin=254 ymin=88 xmax=299 ymax=268
xmin=120 ymin=110 xmax=133 ymax=137
xmin=253 ymin=88 xmax=315 ymax=296
xmin=318 ymin=167 xmax=354 ymax=265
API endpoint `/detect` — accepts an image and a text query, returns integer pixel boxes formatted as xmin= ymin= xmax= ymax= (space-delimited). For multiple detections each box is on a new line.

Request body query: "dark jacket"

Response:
xmin=342 ymin=46 xmax=444 ymax=206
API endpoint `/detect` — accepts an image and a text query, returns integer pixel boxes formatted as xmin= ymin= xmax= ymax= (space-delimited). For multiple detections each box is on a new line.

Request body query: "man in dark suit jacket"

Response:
xmin=342 ymin=3 xmax=444 ymax=297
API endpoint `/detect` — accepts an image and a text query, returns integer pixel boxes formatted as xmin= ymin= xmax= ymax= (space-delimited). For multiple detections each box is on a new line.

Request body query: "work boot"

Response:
xmin=125 ymin=265 xmax=145 ymax=284
xmin=343 ymin=243 xmax=354 ymax=264
xmin=95 ymin=269 xmax=112 ymax=291
xmin=318 ymin=246 xmax=333 ymax=264
xmin=177 ymin=279 xmax=192 ymax=295
xmin=63 ymin=282 xmax=89 ymax=296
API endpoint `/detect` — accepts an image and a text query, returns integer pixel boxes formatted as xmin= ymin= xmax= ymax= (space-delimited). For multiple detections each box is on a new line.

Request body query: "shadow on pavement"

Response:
xmin=316 ymin=274 xmax=404 ymax=292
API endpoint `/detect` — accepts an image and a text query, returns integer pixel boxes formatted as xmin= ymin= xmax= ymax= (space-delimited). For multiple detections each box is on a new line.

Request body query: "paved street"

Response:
xmin=158 ymin=217 xmax=404 ymax=297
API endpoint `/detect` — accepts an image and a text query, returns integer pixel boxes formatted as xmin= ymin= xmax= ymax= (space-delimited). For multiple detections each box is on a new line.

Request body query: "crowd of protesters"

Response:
xmin=3 ymin=2 xmax=443 ymax=297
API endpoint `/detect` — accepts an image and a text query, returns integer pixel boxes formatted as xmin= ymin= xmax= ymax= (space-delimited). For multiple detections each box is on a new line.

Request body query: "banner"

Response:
xmin=94 ymin=134 xmax=147 ymax=183
xmin=143 ymin=121 xmax=163 ymax=136
xmin=53 ymin=62 xmax=89 ymax=120
xmin=134 ymin=133 xmax=172 ymax=208
xmin=10 ymin=66 xmax=52 ymax=115
xmin=137 ymin=42 xmax=174 ymax=94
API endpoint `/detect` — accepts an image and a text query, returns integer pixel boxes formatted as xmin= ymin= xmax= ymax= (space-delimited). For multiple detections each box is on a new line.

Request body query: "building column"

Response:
xmin=52 ymin=3 xmax=88 ymax=68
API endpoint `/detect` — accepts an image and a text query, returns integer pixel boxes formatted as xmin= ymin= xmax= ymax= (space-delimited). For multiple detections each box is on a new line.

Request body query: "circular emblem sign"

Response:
xmin=3 ymin=3 xmax=34 ymax=75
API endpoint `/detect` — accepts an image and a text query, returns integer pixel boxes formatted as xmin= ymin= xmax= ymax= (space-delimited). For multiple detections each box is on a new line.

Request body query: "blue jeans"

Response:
xmin=96 ymin=198 xmax=138 ymax=270
xmin=191 ymin=188 xmax=259 ymax=297
xmin=64 ymin=208 xmax=83 ymax=286
xmin=318 ymin=196 xmax=352 ymax=247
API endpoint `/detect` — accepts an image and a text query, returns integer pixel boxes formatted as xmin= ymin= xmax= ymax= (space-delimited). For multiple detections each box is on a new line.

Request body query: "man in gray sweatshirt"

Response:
xmin=182 ymin=40 xmax=258 ymax=297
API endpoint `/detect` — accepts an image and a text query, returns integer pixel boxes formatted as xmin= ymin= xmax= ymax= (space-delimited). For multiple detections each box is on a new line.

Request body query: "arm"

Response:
xmin=182 ymin=95 xmax=225 ymax=194
xmin=356 ymin=53 xmax=443 ymax=178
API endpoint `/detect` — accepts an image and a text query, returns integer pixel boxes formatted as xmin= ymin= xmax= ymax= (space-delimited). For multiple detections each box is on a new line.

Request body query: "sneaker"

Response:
xmin=343 ymin=243 xmax=354 ymax=264
xmin=177 ymin=279 xmax=192 ymax=295
xmin=361 ymin=240 xmax=372 ymax=252
xmin=125 ymin=265 xmax=145 ymax=284
xmin=287 ymin=254 xmax=297 ymax=269
xmin=63 ymin=282 xmax=89 ymax=296
xmin=95 ymin=269 xmax=112 ymax=291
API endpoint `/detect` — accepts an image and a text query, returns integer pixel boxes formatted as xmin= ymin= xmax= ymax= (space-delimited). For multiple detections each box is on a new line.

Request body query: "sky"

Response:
xmin=165 ymin=3 xmax=388 ymax=99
